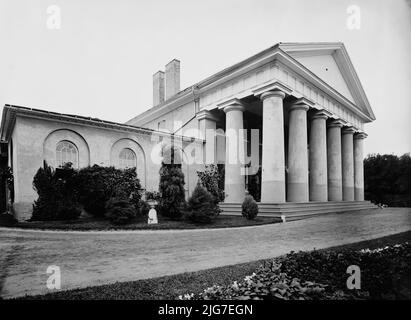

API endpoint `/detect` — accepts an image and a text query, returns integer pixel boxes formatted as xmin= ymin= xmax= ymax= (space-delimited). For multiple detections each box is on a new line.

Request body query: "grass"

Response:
xmin=17 ymin=230 xmax=411 ymax=300
xmin=3 ymin=214 xmax=280 ymax=231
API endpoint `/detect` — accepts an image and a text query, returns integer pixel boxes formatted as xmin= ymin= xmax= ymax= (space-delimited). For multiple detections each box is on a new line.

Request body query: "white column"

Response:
xmin=287 ymin=100 xmax=310 ymax=202
xmin=354 ymin=132 xmax=367 ymax=201
xmin=327 ymin=119 xmax=344 ymax=201
xmin=309 ymin=110 xmax=329 ymax=201
xmin=196 ymin=110 xmax=218 ymax=165
xmin=259 ymin=90 xmax=286 ymax=203
xmin=342 ymin=127 xmax=356 ymax=201
xmin=220 ymin=100 xmax=245 ymax=203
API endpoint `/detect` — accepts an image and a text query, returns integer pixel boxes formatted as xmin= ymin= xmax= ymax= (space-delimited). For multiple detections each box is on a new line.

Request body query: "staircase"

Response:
xmin=220 ymin=201 xmax=377 ymax=221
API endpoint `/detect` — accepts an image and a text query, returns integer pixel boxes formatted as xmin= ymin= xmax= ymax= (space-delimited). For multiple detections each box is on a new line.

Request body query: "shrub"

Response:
xmin=145 ymin=191 xmax=161 ymax=201
xmin=197 ymin=165 xmax=225 ymax=206
xmin=105 ymin=198 xmax=137 ymax=225
xmin=179 ymin=242 xmax=411 ymax=300
xmin=0 ymin=213 xmax=18 ymax=226
xmin=278 ymin=242 xmax=411 ymax=299
xmin=241 ymin=195 xmax=258 ymax=220
xmin=184 ymin=184 xmax=219 ymax=224
xmin=138 ymin=200 xmax=151 ymax=217
xmin=32 ymin=162 xmax=81 ymax=221
xmin=158 ymin=163 xmax=186 ymax=220
xmin=76 ymin=165 xmax=142 ymax=217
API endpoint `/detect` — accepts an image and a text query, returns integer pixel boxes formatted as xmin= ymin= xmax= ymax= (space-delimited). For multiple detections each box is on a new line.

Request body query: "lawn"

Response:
xmin=2 ymin=214 xmax=280 ymax=231
xmin=17 ymin=231 xmax=411 ymax=300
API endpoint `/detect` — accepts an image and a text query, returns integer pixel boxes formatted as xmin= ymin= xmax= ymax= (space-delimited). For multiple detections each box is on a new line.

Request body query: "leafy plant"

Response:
xmin=157 ymin=163 xmax=186 ymax=220
xmin=76 ymin=165 xmax=142 ymax=217
xmin=197 ymin=164 xmax=225 ymax=206
xmin=32 ymin=162 xmax=81 ymax=221
xmin=105 ymin=198 xmax=137 ymax=225
xmin=241 ymin=195 xmax=258 ymax=220
xmin=184 ymin=183 xmax=219 ymax=224
xmin=364 ymin=153 xmax=411 ymax=206
xmin=145 ymin=191 xmax=161 ymax=201
xmin=0 ymin=212 xmax=18 ymax=226
xmin=179 ymin=242 xmax=411 ymax=300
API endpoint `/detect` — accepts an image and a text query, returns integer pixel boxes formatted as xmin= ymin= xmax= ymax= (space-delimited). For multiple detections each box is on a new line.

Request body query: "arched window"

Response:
xmin=56 ymin=141 xmax=78 ymax=168
xmin=119 ymin=148 xmax=136 ymax=169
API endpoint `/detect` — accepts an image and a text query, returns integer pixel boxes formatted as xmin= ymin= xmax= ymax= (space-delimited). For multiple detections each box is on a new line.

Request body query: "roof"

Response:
xmin=0 ymin=104 xmax=202 ymax=143
xmin=128 ymin=42 xmax=375 ymax=125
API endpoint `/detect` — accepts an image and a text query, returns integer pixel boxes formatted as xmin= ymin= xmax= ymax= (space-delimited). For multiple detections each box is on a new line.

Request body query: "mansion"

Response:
xmin=0 ymin=42 xmax=376 ymax=221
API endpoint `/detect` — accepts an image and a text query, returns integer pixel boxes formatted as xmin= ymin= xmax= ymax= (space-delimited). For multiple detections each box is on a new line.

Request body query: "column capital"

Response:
xmin=253 ymin=81 xmax=292 ymax=99
xmin=289 ymin=97 xmax=314 ymax=112
xmin=195 ymin=110 xmax=219 ymax=122
xmin=342 ymin=126 xmax=356 ymax=135
xmin=289 ymin=97 xmax=315 ymax=112
xmin=217 ymin=98 xmax=245 ymax=113
xmin=354 ymin=132 xmax=368 ymax=140
xmin=311 ymin=109 xmax=332 ymax=120
xmin=327 ymin=119 xmax=346 ymax=128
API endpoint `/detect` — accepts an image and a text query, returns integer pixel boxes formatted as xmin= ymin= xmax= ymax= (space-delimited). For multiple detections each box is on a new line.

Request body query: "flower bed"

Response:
xmin=180 ymin=242 xmax=411 ymax=300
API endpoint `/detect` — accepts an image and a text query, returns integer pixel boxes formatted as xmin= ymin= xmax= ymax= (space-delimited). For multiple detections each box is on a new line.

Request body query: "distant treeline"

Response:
xmin=364 ymin=153 xmax=411 ymax=207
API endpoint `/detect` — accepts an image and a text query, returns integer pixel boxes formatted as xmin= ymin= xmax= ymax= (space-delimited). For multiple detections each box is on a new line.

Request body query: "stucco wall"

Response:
xmin=137 ymin=101 xmax=199 ymax=137
xmin=11 ymin=115 xmax=201 ymax=221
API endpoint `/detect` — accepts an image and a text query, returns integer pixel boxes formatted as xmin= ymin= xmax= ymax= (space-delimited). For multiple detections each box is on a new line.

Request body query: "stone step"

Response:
xmin=220 ymin=200 xmax=373 ymax=209
xmin=219 ymin=201 xmax=377 ymax=221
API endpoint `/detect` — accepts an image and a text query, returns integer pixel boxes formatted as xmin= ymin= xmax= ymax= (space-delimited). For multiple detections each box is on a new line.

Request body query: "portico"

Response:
xmin=198 ymin=42 xmax=377 ymax=218
xmin=215 ymin=88 xmax=370 ymax=210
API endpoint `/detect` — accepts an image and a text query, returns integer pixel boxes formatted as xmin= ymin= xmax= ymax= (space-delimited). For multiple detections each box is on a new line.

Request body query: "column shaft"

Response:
xmin=309 ymin=111 xmax=328 ymax=201
xmin=223 ymin=104 xmax=245 ymax=203
xmin=327 ymin=121 xmax=344 ymax=201
xmin=354 ymin=133 xmax=367 ymax=201
xmin=342 ymin=127 xmax=355 ymax=201
xmin=287 ymin=103 xmax=309 ymax=202
xmin=260 ymin=91 xmax=286 ymax=202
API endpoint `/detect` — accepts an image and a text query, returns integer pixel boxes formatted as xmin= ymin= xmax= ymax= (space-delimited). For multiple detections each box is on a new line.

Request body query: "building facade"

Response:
xmin=0 ymin=42 xmax=376 ymax=221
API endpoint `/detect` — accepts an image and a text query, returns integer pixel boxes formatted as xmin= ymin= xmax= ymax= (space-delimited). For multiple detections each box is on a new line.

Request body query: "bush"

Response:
xmin=76 ymin=165 xmax=142 ymax=217
xmin=105 ymin=198 xmax=137 ymax=225
xmin=197 ymin=165 xmax=225 ymax=206
xmin=138 ymin=200 xmax=151 ymax=217
xmin=32 ymin=162 xmax=81 ymax=221
xmin=278 ymin=242 xmax=411 ymax=299
xmin=364 ymin=153 xmax=411 ymax=206
xmin=158 ymin=163 xmax=186 ymax=220
xmin=241 ymin=195 xmax=258 ymax=220
xmin=184 ymin=184 xmax=219 ymax=224
xmin=0 ymin=213 xmax=18 ymax=226
xmin=180 ymin=242 xmax=411 ymax=300
xmin=32 ymin=163 xmax=142 ymax=221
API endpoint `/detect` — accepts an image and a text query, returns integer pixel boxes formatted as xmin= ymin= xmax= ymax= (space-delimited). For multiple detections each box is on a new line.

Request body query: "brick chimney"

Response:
xmin=165 ymin=59 xmax=180 ymax=100
xmin=153 ymin=71 xmax=165 ymax=106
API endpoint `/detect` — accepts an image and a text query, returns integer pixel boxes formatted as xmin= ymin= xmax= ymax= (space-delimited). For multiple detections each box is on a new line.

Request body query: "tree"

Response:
xmin=32 ymin=161 xmax=81 ymax=221
xmin=364 ymin=153 xmax=411 ymax=206
xmin=158 ymin=163 xmax=186 ymax=220
xmin=184 ymin=183 xmax=219 ymax=224
xmin=197 ymin=164 xmax=225 ymax=206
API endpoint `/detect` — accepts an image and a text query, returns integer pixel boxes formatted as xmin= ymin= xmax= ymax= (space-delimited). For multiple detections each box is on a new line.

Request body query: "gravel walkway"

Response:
xmin=0 ymin=208 xmax=410 ymax=298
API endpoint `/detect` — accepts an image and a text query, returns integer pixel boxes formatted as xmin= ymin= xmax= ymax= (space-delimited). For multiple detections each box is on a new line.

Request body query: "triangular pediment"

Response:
xmin=279 ymin=43 xmax=375 ymax=120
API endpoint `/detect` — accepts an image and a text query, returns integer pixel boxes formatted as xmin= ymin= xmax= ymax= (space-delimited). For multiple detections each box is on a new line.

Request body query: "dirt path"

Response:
xmin=1 ymin=208 xmax=410 ymax=299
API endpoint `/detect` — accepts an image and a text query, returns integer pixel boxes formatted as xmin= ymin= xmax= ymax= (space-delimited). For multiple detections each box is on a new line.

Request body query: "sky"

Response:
xmin=0 ymin=0 xmax=410 ymax=156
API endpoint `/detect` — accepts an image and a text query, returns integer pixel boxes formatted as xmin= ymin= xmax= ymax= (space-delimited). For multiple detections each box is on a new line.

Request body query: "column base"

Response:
xmin=287 ymin=182 xmax=309 ymax=202
xmin=309 ymin=184 xmax=328 ymax=202
xmin=343 ymin=186 xmax=355 ymax=201
xmin=224 ymin=183 xmax=245 ymax=203
xmin=261 ymin=180 xmax=286 ymax=203
xmin=354 ymin=188 xmax=364 ymax=201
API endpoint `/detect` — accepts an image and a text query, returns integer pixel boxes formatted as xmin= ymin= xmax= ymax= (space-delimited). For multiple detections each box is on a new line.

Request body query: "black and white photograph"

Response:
xmin=0 ymin=0 xmax=410 ymax=313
